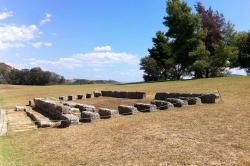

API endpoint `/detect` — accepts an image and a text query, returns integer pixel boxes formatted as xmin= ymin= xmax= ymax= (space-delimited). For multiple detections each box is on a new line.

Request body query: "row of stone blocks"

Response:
xmin=32 ymin=98 xmax=79 ymax=128
xmin=58 ymin=90 xmax=147 ymax=101
xmin=59 ymin=91 xmax=102 ymax=101
xmin=25 ymin=91 xmax=217 ymax=127
xmin=101 ymin=91 xmax=146 ymax=99
xmin=62 ymin=99 xmax=183 ymax=123
xmin=155 ymin=92 xmax=219 ymax=104
xmin=25 ymin=107 xmax=60 ymax=128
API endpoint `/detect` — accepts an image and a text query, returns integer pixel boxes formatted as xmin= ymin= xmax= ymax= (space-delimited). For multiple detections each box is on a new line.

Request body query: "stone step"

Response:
xmin=7 ymin=109 xmax=37 ymax=133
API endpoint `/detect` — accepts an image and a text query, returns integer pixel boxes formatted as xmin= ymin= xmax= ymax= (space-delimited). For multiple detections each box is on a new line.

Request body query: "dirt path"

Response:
xmin=7 ymin=110 xmax=37 ymax=133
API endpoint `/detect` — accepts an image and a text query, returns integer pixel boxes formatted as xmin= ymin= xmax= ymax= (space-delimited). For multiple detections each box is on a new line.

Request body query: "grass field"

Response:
xmin=0 ymin=76 xmax=250 ymax=165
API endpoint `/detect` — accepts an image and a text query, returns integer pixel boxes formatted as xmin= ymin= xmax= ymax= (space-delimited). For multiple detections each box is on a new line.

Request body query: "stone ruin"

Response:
xmin=155 ymin=92 xmax=218 ymax=104
xmin=59 ymin=91 xmax=102 ymax=101
xmin=58 ymin=90 xmax=146 ymax=102
xmin=101 ymin=91 xmax=146 ymax=99
xmin=11 ymin=90 xmax=219 ymax=129
xmin=33 ymin=98 xmax=79 ymax=127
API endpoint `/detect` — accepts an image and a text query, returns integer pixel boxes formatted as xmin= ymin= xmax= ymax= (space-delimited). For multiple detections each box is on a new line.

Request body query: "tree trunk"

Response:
xmin=205 ymin=69 xmax=209 ymax=78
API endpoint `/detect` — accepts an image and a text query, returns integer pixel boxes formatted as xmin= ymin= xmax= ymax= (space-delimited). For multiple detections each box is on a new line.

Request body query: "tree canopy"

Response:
xmin=140 ymin=0 xmax=247 ymax=81
xmin=1 ymin=66 xmax=65 ymax=85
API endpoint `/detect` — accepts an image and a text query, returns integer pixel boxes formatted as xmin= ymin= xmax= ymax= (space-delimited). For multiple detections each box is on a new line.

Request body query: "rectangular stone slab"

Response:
xmin=80 ymin=111 xmax=100 ymax=123
xmin=165 ymin=98 xmax=188 ymax=107
xmin=98 ymin=108 xmax=118 ymax=119
xmin=134 ymin=103 xmax=157 ymax=112
xmin=118 ymin=105 xmax=137 ymax=115
xmin=150 ymin=100 xmax=174 ymax=110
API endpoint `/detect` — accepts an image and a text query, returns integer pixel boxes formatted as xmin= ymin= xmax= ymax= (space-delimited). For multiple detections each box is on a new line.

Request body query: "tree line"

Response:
xmin=140 ymin=0 xmax=250 ymax=81
xmin=1 ymin=66 xmax=65 ymax=85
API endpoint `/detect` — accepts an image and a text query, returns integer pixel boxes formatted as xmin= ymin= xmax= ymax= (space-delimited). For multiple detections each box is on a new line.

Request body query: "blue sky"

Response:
xmin=0 ymin=0 xmax=249 ymax=82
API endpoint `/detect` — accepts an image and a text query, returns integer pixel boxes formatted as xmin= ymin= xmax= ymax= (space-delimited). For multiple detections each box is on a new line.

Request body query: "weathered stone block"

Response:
xmin=26 ymin=109 xmax=55 ymax=128
xmin=86 ymin=93 xmax=94 ymax=98
xmin=120 ymin=91 xmax=128 ymax=98
xmin=113 ymin=91 xmax=121 ymax=98
xmin=134 ymin=103 xmax=156 ymax=112
xmin=60 ymin=114 xmax=79 ymax=127
xmin=67 ymin=96 xmax=75 ymax=101
xmin=118 ymin=105 xmax=137 ymax=115
xmin=136 ymin=92 xmax=146 ymax=99
xmin=199 ymin=94 xmax=217 ymax=103
xmin=59 ymin=96 xmax=66 ymax=100
xmin=179 ymin=97 xmax=201 ymax=105
xmin=77 ymin=94 xmax=86 ymax=100
xmin=28 ymin=100 xmax=35 ymax=108
xmin=127 ymin=92 xmax=138 ymax=99
xmin=15 ymin=106 xmax=26 ymax=112
xmin=101 ymin=91 xmax=108 ymax=97
xmin=155 ymin=93 xmax=167 ymax=100
xmin=165 ymin=98 xmax=187 ymax=107
xmin=150 ymin=100 xmax=174 ymax=110
xmin=80 ymin=111 xmax=100 ymax=123
xmin=34 ymin=98 xmax=71 ymax=119
xmin=75 ymin=104 xmax=96 ymax=112
xmin=94 ymin=91 xmax=102 ymax=97
xmin=63 ymin=102 xmax=78 ymax=108
xmin=98 ymin=108 xmax=118 ymax=119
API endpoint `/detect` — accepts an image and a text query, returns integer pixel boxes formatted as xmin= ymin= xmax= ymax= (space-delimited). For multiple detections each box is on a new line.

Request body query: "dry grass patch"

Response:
xmin=76 ymin=97 xmax=151 ymax=110
xmin=0 ymin=76 xmax=250 ymax=165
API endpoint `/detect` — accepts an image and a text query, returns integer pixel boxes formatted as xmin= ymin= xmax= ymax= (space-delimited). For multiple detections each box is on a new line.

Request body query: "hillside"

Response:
xmin=0 ymin=63 xmax=14 ymax=84
xmin=67 ymin=79 xmax=120 ymax=84
xmin=0 ymin=63 xmax=119 ymax=85
xmin=0 ymin=76 xmax=250 ymax=165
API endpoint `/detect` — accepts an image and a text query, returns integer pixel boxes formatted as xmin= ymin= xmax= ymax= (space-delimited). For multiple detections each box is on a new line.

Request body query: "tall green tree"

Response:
xmin=234 ymin=31 xmax=250 ymax=73
xmin=223 ymin=21 xmax=237 ymax=46
xmin=189 ymin=43 xmax=210 ymax=78
xmin=164 ymin=0 xmax=204 ymax=79
xmin=195 ymin=2 xmax=238 ymax=77
xmin=147 ymin=31 xmax=177 ymax=80
xmin=140 ymin=56 xmax=163 ymax=81
xmin=140 ymin=31 xmax=175 ymax=81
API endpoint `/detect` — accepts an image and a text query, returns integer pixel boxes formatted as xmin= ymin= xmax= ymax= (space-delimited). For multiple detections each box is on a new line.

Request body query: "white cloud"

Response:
xmin=0 ymin=24 xmax=40 ymax=50
xmin=40 ymin=13 xmax=52 ymax=25
xmin=32 ymin=42 xmax=43 ymax=48
xmin=94 ymin=45 xmax=112 ymax=52
xmin=0 ymin=10 xmax=13 ymax=20
xmin=27 ymin=46 xmax=139 ymax=69
xmin=44 ymin=42 xmax=52 ymax=47
xmin=0 ymin=24 xmax=39 ymax=42
xmin=229 ymin=67 xmax=247 ymax=75
xmin=32 ymin=42 xmax=52 ymax=48
xmin=0 ymin=41 xmax=25 ymax=50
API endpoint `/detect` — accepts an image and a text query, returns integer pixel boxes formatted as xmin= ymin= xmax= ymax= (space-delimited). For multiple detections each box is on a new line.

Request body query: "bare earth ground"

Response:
xmin=0 ymin=77 xmax=250 ymax=166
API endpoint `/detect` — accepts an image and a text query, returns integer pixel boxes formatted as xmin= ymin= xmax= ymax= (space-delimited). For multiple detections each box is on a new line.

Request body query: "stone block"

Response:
xmin=134 ymin=103 xmax=156 ymax=112
xmin=80 ymin=111 xmax=100 ymax=123
xmin=98 ymin=108 xmax=118 ymax=119
xmin=118 ymin=105 xmax=137 ymax=115
xmin=150 ymin=100 xmax=174 ymax=110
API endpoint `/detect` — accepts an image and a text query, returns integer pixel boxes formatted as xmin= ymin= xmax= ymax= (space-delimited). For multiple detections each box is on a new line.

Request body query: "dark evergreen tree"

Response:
xmin=164 ymin=0 xmax=205 ymax=79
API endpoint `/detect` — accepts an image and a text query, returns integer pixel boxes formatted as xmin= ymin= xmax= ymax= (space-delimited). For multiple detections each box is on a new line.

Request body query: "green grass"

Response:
xmin=0 ymin=135 xmax=26 ymax=166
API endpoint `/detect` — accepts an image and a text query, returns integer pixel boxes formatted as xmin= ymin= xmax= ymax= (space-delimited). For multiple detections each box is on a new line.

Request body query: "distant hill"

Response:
xmin=0 ymin=63 xmax=14 ymax=83
xmin=0 ymin=62 xmax=64 ymax=85
xmin=67 ymin=79 xmax=120 ymax=85
xmin=0 ymin=62 xmax=120 ymax=85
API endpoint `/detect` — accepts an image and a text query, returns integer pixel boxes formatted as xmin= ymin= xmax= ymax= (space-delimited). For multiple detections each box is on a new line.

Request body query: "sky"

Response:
xmin=0 ymin=0 xmax=249 ymax=82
